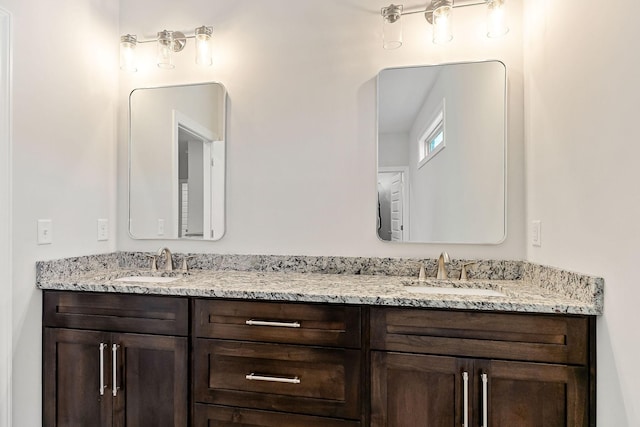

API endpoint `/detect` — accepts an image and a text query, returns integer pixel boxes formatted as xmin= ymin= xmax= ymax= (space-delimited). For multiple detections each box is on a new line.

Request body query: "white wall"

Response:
xmin=0 ymin=8 xmax=12 ymax=427
xmin=378 ymin=132 xmax=409 ymax=168
xmin=0 ymin=0 xmax=119 ymax=425
xmin=523 ymin=0 xmax=640 ymax=424
xmin=118 ymin=0 xmax=525 ymax=261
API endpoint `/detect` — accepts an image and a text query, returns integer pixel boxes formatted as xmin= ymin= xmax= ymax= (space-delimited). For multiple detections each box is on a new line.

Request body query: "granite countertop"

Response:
xmin=36 ymin=253 xmax=604 ymax=315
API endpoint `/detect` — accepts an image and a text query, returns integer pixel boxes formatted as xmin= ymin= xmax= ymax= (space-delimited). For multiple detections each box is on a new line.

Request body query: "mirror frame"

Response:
xmin=127 ymin=81 xmax=227 ymax=241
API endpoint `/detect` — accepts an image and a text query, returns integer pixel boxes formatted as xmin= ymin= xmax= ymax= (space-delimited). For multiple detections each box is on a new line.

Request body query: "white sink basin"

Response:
xmin=404 ymin=286 xmax=505 ymax=297
xmin=115 ymin=276 xmax=179 ymax=284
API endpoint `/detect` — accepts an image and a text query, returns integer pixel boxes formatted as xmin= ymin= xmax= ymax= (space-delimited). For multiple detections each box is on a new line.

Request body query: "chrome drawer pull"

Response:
xmin=462 ymin=372 xmax=469 ymax=427
xmin=245 ymin=373 xmax=301 ymax=384
xmin=245 ymin=319 xmax=301 ymax=328
xmin=99 ymin=343 xmax=107 ymax=396
xmin=481 ymin=373 xmax=489 ymax=427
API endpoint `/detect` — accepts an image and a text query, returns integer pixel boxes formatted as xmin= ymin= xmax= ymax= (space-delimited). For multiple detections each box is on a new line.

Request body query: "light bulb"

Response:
xmin=382 ymin=5 xmax=403 ymax=50
xmin=487 ymin=0 xmax=509 ymax=38
xmin=157 ymin=30 xmax=175 ymax=69
xmin=119 ymin=35 xmax=137 ymax=72
xmin=432 ymin=5 xmax=453 ymax=44
xmin=195 ymin=26 xmax=213 ymax=66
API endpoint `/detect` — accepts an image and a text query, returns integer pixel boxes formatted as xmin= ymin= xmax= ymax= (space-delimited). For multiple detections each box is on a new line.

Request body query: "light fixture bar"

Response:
xmin=395 ymin=0 xmax=488 ymax=16
xmin=119 ymin=25 xmax=213 ymax=71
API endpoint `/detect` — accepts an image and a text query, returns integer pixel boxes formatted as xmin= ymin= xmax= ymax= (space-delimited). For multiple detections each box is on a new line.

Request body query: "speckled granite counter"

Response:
xmin=36 ymin=253 xmax=604 ymax=315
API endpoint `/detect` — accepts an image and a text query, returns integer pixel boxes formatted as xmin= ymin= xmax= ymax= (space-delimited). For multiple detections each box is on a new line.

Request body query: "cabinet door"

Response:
xmin=371 ymin=351 xmax=470 ymax=427
xmin=479 ymin=360 xmax=589 ymax=427
xmin=112 ymin=333 xmax=188 ymax=427
xmin=43 ymin=328 xmax=113 ymax=427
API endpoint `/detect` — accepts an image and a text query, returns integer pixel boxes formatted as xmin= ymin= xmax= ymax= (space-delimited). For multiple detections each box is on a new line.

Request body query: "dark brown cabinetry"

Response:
xmin=43 ymin=291 xmax=596 ymax=427
xmin=193 ymin=299 xmax=364 ymax=426
xmin=43 ymin=291 xmax=189 ymax=427
xmin=370 ymin=307 xmax=595 ymax=427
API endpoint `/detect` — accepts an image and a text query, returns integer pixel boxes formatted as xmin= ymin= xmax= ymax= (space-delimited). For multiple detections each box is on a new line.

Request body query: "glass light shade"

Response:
xmin=432 ymin=5 xmax=453 ymax=44
xmin=487 ymin=0 xmax=509 ymax=37
xmin=382 ymin=5 xmax=403 ymax=50
xmin=157 ymin=31 xmax=175 ymax=69
xmin=195 ymin=26 xmax=213 ymax=66
xmin=120 ymin=35 xmax=137 ymax=72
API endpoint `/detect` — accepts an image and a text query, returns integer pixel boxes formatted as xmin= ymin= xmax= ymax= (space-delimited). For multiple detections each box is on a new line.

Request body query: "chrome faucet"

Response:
xmin=436 ymin=251 xmax=450 ymax=279
xmin=157 ymin=247 xmax=173 ymax=271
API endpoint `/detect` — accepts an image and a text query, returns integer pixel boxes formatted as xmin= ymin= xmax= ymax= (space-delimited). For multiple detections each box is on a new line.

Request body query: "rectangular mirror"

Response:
xmin=377 ymin=60 xmax=506 ymax=244
xmin=129 ymin=82 xmax=226 ymax=240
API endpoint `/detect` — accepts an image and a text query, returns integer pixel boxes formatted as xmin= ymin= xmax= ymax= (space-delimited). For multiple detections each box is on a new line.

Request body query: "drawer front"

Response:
xmin=371 ymin=307 xmax=590 ymax=365
xmin=43 ymin=291 xmax=189 ymax=336
xmin=195 ymin=299 xmax=361 ymax=348
xmin=194 ymin=404 xmax=361 ymax=427
xmin=194 ymin=339 xmax=362 ymax=419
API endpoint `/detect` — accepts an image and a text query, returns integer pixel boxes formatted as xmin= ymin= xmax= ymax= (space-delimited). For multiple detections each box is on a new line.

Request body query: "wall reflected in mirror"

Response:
xmin=129 ymin=82 xmax=226 ymax=240
xmin=377 ymin=61 xmax=506 ymax=244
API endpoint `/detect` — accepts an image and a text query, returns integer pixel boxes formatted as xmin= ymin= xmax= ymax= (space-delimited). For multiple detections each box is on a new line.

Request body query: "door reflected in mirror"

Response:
xmin=129 ymin=82 xmax=226 ymax=240
xmin=377 ymin=61 xmax=506 ymax=244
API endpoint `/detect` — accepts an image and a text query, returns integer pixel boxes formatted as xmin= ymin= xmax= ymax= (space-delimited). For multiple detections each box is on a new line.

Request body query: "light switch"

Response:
xmin=97 ymin=219 xmax=109 ymax=241
xmin=157 ymin=219 xmax=165 ymax=236
xmin=37 ymin=219 xmax=53 ymax=245
xmin=531 ymin=220 xmax=542 ymax=247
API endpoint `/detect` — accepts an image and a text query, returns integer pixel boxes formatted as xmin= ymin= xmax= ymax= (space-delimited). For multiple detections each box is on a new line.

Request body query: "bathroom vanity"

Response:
xmin=38 ymin=253 xmax=602 ymax=427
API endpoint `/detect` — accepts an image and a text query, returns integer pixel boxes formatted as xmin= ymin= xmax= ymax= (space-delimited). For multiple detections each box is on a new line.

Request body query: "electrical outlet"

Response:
xmin=157 ymin=219 xmax=165 ymax=236
xmin=97 ymin=219 xmax=109 ymax=241
xmin=531 ymin=220 xmax=542 ymax=247
xmin=37 ymin=219 xmax=53 ymax=245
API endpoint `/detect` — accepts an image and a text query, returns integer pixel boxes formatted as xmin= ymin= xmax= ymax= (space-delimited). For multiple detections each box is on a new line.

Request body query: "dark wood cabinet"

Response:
xmin=370 ymin=307 xmax=595 ymax=427
xmin=480 ymin=359 xmax=589 ymax=427
xmin=43 ymin=290 xmax=596 ymax=427
xmin=43 ymin=291 xmax=189 ymax=427
xmin=371 ymin=352 xmax=464 ymax=427
xmin=44 ymin=328 xmax=113 ymax=427
xmin=193 ymin=299 xmax=364 ymax=425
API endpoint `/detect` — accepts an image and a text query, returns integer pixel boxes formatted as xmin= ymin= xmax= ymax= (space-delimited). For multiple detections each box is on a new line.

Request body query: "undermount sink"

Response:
xmin=115 ymin=276 xmax=180 ymax=284
xmin=402 ymin=280 xmax=506 ymax=297
xmin=405 ymin=286 xmax=505 ymax=297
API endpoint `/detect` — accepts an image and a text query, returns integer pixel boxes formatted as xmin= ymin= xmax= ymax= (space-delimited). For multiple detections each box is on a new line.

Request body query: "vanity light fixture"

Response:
xmin=119 ymin=25 xmax=214 ymax=71
xmin=380 ymin=0 xmax=508 ymax=49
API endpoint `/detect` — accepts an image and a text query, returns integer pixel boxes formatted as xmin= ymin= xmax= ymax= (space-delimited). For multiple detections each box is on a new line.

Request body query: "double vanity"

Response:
xmin=37 ymin=252 xmax=602 ymax=427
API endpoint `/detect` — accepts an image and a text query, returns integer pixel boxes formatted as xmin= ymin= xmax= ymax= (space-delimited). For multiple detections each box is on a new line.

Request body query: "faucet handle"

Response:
xmin=144 ymin=254 xmax=158 ymax=271
xmin=181 ymin=256 xmax=197 ymax=272
xmin=418 ymin=265 xmax=427 ymax=281
xmin=460 ymin=262 xmax=477 ymax=280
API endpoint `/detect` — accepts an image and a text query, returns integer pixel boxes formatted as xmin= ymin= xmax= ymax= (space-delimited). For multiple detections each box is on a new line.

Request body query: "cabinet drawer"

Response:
xmin=194 ymin=299 xmax=361 ymax=348
xmin=194 ymin=404 xmax=361 ymax=427
xmin=43 ymin=291 xmax=189 ymax=336
xmin=371 ymin=307 xmax=590 ymax=365
xmin=194 ymin=339 xmax=362 ymax=419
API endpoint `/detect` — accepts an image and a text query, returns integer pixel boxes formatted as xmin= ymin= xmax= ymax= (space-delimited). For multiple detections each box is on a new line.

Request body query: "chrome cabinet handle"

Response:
xmin=245 ymin=319 xmax=301 ymax=328
xmin=462 ymin=372 xmax=469 ymax=427
xmin=481 ymin=373 xmax=489 ymax=427
xmin=245 ymin=373 xmax=301 ymax=384
xmin=112 ymin=344 xmax=120 ymax=397
xmin=99 ymin=343 xmax=107 ymax=396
